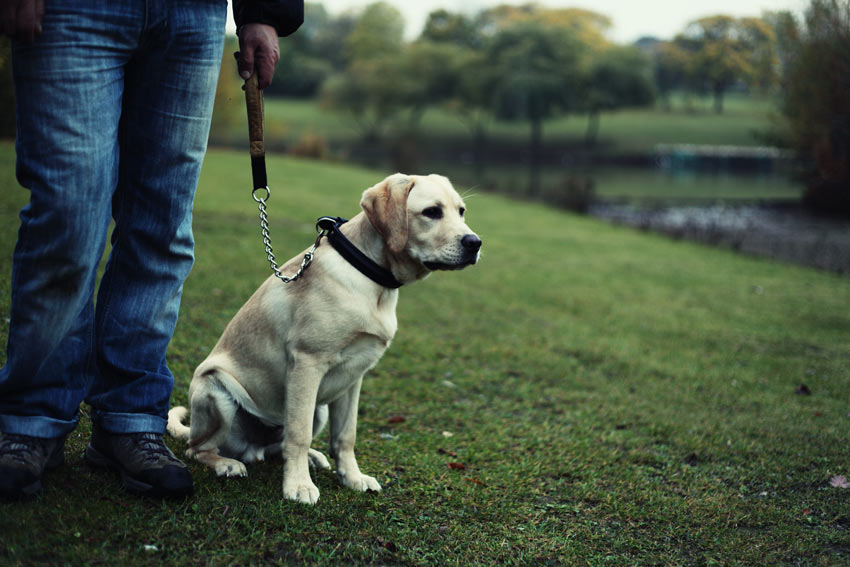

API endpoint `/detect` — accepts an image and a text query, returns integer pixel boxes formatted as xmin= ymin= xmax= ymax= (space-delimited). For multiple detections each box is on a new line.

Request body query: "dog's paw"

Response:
xmin=283 ymin=479 xmax=320 ymax=504
xmin=308 ymin=448 xmax=331 ymax=470
xmin=214 ymin=458 xmax=248 ymax=478
xmin=340 ymin=472 xmax=382 ymax=493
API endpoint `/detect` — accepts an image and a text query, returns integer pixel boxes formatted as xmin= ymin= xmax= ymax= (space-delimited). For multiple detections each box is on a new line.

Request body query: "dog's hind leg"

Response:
xmin=193 ymin=448 xmax=247 ymax=478
xmin=185 ymin=375 xmax=248 ymax=478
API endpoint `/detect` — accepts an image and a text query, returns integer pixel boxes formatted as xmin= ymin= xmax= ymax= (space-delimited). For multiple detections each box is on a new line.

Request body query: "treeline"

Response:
xmin=0 ymin=1 xmax=846 ymax=211
xmin=770 ymin=0 xmax=850 ymax=212
xmin=269 ymin=2 xmax=780 ymax=144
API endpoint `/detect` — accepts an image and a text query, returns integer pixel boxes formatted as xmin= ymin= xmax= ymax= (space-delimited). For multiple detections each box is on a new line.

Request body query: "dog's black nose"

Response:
xmin=461 ymin=234 xmax=482 ymax=252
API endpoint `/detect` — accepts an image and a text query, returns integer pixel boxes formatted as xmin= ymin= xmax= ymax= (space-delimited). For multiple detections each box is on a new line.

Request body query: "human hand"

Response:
xmin=236 ymin=23 xmax=280 ymax=89
xmin=0 ymin=0 xmax=45 ymax=43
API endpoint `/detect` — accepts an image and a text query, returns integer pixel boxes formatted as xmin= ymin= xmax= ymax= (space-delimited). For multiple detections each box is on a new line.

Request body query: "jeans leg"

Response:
xmin=87 ymin=0 xmax=227 ymax=434
xmin=0 ymin=2 xmax=140 ymax=438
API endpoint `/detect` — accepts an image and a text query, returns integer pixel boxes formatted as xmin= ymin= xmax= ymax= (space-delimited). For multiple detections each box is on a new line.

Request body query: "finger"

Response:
xmin=237 ymin=46 xmax=254 ymax=80
xmin=255 ymin=51 xmax=275 ymax=89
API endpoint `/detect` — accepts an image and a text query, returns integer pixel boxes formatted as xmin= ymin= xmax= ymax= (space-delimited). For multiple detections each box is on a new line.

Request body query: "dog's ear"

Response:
xmin=361 ymin=174 xmax=415 ymax=254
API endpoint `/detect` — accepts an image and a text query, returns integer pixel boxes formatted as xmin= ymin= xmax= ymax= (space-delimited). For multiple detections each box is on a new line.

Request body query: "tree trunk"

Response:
xmin=585 ymin=109 xmax=600 ymax=146
xmin=529 ymin=117 xmax=543 ymax=197
xmin=473 ymin=123 xmax=488 ymax=180
xmin=713 ymin=85 xmax=724 ymax=114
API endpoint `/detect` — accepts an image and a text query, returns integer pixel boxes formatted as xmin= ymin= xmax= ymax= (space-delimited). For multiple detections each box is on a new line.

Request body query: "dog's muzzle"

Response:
xmin=424 ymin=234 xmax=482 ymax=271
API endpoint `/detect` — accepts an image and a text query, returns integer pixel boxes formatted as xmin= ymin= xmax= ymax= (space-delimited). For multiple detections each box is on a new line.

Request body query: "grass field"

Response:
xmin=212 ymin=93 xmax=779 ymax=155
xmin=1 ymin=141 xmax=849 ymax=566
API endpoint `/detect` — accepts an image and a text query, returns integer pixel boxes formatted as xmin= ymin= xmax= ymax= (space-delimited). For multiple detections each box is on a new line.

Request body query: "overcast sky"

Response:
xmin=305 ymin=0 xmax=806 ymax=43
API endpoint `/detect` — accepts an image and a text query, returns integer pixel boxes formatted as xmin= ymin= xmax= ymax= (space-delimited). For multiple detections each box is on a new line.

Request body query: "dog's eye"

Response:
xmin=459 ymin=207 xmax=466 ymax=217
xmin=422 ymin=206 xmax=443 ymax=220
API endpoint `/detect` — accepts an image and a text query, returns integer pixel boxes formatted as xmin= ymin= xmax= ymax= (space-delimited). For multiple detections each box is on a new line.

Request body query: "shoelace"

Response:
xmin=0 ymin=434 xmax=48 ymax=465
xmin=131 ymin=433 xmax=175 ymax=465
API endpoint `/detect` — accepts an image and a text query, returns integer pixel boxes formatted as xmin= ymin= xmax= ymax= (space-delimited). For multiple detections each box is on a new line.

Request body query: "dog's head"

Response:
xmin=360 ymin=173 xmax=481 ymax=274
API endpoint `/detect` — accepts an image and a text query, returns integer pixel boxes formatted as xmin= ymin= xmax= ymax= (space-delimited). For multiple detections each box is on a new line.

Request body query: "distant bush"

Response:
xmin=549 ymin=175 xmax=596 ymax=213
xmin=289 ymin=132 xmax=327 ymax=159
xmin=776 ymin=0 xmax=850 ymax=214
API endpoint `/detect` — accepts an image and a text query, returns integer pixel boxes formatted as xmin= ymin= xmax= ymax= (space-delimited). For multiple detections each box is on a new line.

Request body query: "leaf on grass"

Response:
xmin=447 ymin=462 xmax=466 ymax=470
xmin=829 ymin=475 xmax=849 ymax=489
xmin=376 ymin=537 xmax=398 ymax=553
xmin=795 ymin=384 xmax=811 ymax=395
xmin=438 ymin=448 xmax=458 ymax=457
xmin=463 ymin=477 xmax=486 ymax=486
xmin=387 ymin=415 xmax=406 ymax=424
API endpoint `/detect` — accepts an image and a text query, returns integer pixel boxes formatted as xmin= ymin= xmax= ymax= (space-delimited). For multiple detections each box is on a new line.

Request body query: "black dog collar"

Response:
xmin=316 ymin=216 xmax=403 ymax=289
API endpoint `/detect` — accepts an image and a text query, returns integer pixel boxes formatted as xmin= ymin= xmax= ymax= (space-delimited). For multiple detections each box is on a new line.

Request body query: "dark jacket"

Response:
xmin=232 ymin=0 xmax=304 ymax=36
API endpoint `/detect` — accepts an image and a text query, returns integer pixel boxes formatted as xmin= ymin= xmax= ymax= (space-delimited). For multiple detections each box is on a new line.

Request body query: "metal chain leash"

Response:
xmin=253 ymin=186 xmax=324 ymax=283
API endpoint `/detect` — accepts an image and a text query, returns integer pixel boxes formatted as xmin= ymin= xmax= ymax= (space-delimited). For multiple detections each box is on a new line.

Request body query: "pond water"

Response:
xmin=449 ymin=161 xmax=848 ymax=276
xmin=354 ymin=146 xmax=847 ymax=275
xmin=589 ymin=202 xmax=850 ymax=275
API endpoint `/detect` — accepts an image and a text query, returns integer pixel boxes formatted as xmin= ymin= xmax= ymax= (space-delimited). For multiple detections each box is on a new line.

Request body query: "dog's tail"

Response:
xmin=166 ymin=406 xmax=191 ymax=440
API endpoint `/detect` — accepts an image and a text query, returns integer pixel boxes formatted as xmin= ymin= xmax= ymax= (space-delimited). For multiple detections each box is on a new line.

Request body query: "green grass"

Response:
xmin=229 ymin=92 xmax=776 ymax=155
xmin=2 ymin=141 xmax=850 ymax=566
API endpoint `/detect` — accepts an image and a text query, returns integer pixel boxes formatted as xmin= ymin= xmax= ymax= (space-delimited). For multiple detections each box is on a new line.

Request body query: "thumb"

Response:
xmin=235 ymin=49 xmax=254 ymax=80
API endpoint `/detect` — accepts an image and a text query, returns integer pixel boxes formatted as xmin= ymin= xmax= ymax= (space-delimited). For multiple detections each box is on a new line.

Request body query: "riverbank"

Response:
xmin=590 ymin=201 xmax=850 ymax=276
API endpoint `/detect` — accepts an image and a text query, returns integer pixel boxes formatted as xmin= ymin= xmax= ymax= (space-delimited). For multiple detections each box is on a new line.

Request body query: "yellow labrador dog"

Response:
xmin=167 ymin=173 xmax=481 ymax=504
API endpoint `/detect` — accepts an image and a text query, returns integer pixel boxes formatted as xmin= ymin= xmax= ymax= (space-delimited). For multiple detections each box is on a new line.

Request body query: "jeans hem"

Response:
xmin=90 ymin=410 xmax=167 ymax=435
xmin=0 ymin=412 xmax=80 ymax=439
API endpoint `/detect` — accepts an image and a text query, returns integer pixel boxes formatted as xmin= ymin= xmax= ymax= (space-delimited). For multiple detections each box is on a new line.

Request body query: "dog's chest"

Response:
xmin=316 ymin=332 xmax=389 ymax=404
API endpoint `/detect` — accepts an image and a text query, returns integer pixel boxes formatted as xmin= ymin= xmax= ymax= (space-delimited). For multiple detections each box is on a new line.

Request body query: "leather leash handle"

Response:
xmin=243 ymin=70 xmax=268 ymax=191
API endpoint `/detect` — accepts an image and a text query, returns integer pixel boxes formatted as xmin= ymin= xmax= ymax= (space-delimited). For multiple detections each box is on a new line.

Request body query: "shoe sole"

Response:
xmin=85 ymin=445 xmax=192 ymax=499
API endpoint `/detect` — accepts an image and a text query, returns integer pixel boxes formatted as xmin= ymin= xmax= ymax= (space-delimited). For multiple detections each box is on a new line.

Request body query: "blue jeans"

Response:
xmin=0 ymin=0 xmax=227 ymax=438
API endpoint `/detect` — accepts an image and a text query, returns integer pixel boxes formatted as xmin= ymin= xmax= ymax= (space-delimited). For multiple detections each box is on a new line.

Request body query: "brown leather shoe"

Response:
xmin=85 ymin=428 xmax=193 ymax=499
xmin=0 ymin=433 xmax=65 ymax=500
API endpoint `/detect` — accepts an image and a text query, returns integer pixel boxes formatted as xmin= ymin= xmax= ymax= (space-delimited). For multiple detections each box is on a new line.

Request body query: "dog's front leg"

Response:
xmin=281 ymin=360 xmax=324 ymax=504
xmin=329 ymin=377 xmax=382 ymax=494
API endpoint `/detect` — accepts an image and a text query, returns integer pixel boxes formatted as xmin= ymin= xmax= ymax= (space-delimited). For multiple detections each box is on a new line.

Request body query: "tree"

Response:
xmin=266 ymin=3 xmax=335 ymax=97
xmin=739 ymin=17 xmax=780 ymax=93
xmin=420 ymin=9 xmax=481 ymax=48
xmin=309 ymin=9 xmax=357 ymax=72
xmin=484 ymin=21 xmax=586 ymax=195
xmin=318 ymin=2 xmax=408 ymax=141
xmin=343 ymin=1 xmax=405 ymax=63
xmin=584 ymin=46 xmax=655 ymax=144
xmin=651 ymin=41 xmax=690 ymax=110
xmin=477 ymin=4 xmax=612 ymax=48
xmin=395 ymin=41 xmax=469 ymax=128
xmin=777 ymin=0 xmax=850 ymax=213
xmin=675 ymin=15 xmax=777 ymax=113
xmin=320 ymin=57 xmax=407 ymax=142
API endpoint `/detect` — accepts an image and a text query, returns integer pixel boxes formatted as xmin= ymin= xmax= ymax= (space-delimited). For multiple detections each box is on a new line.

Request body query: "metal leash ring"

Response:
xmin=252 ymin=186 xmax=270 ymax=203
